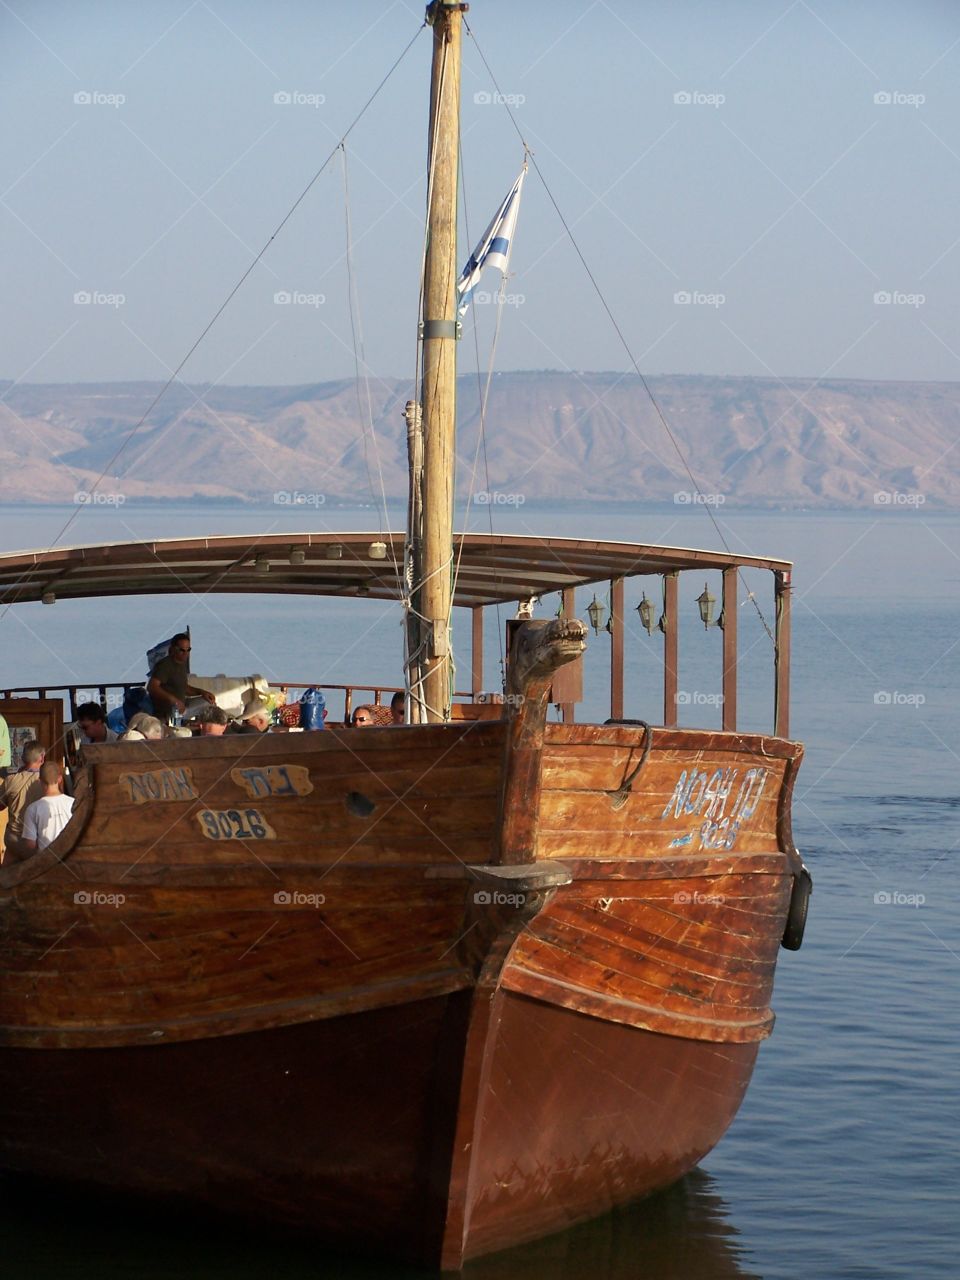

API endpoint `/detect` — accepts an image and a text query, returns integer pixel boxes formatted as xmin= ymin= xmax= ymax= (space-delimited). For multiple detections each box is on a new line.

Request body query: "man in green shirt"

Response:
xmin=146 ymin=633 xmax=213 ymax=721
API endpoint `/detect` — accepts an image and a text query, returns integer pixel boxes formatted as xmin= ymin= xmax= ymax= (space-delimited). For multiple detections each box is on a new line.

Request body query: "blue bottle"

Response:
xmin=299 ymin=687 xmax=326 ymax=730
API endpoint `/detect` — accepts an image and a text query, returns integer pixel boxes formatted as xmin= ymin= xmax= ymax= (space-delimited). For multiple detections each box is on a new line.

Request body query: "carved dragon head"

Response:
xmin=507 ymin=616 xmax=587 ymax=695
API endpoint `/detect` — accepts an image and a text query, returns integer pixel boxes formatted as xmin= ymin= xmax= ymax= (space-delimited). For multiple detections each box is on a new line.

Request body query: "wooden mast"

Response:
xmin=417 ymin=1 xmax=463 ymax=723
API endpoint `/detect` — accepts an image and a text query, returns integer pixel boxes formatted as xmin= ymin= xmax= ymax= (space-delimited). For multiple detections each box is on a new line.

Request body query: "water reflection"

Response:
xmin=464 ymin=1172 xmax=758 ymax=1280
xmin=2 ymin=1169 xmax=756 ymax=1279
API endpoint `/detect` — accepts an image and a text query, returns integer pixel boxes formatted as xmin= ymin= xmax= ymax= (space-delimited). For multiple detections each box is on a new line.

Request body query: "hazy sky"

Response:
xmin=2 ymin=0 xmax=959 ymax=386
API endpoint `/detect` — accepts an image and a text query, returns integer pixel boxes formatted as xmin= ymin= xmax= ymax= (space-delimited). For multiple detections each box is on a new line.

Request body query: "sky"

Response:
xmin=2 ymin=0 xmax=959 ymax=388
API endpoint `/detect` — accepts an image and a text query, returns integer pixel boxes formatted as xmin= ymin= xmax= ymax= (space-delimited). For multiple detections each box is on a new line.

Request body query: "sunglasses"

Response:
xmin=354 ymin=715 xmax=372 ymax=724
xmin=172 ymin=646 xmax=191 ymax=653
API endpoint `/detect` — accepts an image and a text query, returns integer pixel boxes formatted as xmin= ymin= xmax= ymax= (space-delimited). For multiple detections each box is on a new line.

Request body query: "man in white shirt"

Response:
xmin=22 ymin=761 xmax=75 ymax=852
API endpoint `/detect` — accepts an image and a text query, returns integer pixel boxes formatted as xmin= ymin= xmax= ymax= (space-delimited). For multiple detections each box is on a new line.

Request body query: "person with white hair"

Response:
xmin=224 ymin=695 xmax=272 ymax=735
xmin=120 ymin=713 xmax=165 ymax=742
xmin=0 ymin=739 xmax=45 ymax=860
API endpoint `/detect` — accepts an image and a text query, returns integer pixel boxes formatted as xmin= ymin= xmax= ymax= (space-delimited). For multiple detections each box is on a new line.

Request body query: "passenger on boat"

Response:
xmin=390 ymin=691 xmax=404 ymax=725
xmin=74 ymin=702 xmax=119 ymax=744
xmin=108 ymin=685 xmax=153 ymax=736
xmin=120 ymin=713 xmax=165 ymax=742
xmin=0 ymin=739 xmax=45 ymax=861
xmin=21 ymin=761 xmax=75 ymax=853
xmin=146 ymin=633 xmax=215 ymax=722
xmin=352 ymin=704 xmax=392 ymax=727
xmin=0 ymin=712 xmax=10 ymax=770
xmin=224 ymin=696 xmax=271 ymax=735
xmin=191 ymin=704 xmax=229 ymax=736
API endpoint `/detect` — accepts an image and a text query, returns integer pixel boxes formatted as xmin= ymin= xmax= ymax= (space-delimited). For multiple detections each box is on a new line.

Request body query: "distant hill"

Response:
xmin=1 ymin=372 xmax=957 ymax=507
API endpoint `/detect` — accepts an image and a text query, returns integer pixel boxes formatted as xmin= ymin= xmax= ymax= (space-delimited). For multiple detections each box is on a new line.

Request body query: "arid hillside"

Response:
xmin=1 ymin=372 xmax=956 ymax=507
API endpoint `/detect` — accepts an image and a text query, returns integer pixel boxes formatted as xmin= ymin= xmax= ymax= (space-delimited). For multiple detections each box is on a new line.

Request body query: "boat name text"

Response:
xmin=120 ymin=767 xmax=198 ymax=805
xmin=231 ymin=765 xmax=313 ymax=799
xmin=196 ymin=809 xmax=278 ymax=841
xmin=661 ymin=766 xmax=768 ymax=851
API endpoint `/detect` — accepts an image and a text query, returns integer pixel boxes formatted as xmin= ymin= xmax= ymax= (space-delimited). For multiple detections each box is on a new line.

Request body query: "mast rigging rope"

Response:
xmin=0 ymin=22 xmax=427 ymax=623
xmin=463 ymin=20 xmax=775 ymax=647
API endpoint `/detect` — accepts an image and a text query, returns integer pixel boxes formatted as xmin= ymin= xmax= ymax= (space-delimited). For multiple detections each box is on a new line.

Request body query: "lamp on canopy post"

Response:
xmin=586 ymin=595 xmax=606 ymax=635
xmin=636 ymin=592 xmax=655 ymax=634
xmin=696 ymin=582 xmax=723 ymax=630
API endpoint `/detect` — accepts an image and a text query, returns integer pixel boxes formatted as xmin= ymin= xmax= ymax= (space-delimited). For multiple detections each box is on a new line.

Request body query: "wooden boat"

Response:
xmin=0 ymin=4 xmax=809 ymax=1271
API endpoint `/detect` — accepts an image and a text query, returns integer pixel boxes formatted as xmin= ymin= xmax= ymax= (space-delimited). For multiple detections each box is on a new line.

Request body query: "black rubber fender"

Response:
xmin=781 ymin=864 xmax=812 ymax=951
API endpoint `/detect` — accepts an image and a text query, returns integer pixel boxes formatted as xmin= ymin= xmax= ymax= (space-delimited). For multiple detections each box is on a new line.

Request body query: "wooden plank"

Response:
xmin=542 ymin=722 xmax=799 ymax=757
xmin=495 ymin=871 xmax=790 ymax=1044
xmin=541 ymin=742 xmax=788 ymax=788
xmin=0 ymin=972 xmax=470 ymax=1049
xmin=538 ymin=829 xmax=779 ymax=861
xmin=67 ymin=835 xmax=495 ymax=867
xmin=0 ymin=870 xmax=478 ymax=1046
xmin=499 ymin=968 xmax=773 ymax=1043
xmin=551 ymin=587 xmax=582 ymax=718
xmin=722 ymin=566 xmax=737 ymax=731
xmin=775 ymin=568 xmax=791 ymax=738
xmin=610 ymin=576 xmax=624 ymax=720
xmin=555 ymin=853 xmax=788 ymax=879
xmin=471 ymin=606 xmax=483 ymax=697
xmin=663 ymin=572 xmax=678 ymax=727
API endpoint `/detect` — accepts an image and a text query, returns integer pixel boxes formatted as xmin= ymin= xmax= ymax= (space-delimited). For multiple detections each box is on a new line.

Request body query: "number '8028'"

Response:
xmin=198 ymin=808 xmax=269 ymax=840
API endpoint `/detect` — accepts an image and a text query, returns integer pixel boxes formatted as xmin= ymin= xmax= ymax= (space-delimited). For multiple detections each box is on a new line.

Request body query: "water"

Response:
xmin=2 ymin=502 xmax=957 ymax=1279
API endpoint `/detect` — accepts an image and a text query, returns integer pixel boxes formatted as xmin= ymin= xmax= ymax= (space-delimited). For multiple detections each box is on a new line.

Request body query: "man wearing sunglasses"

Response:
xmin=147 ymin=633 xmax=214 ymax=723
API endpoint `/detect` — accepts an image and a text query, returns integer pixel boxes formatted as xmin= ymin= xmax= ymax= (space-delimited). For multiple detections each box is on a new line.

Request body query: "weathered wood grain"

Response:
xmin=0 ymin=708 xmax=803 ymax=1268
xmin=500 ymin=870 xmax=791 ymax=1043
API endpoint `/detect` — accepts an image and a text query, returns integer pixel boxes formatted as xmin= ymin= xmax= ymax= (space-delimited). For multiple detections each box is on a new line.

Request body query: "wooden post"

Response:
xmin=419 ymin=2 xmax=462 ymax=723
xmin=610 ymin=577 xmax=624 ymax=720
xmin=471 ymin=606 xmax=483 ymax=699
xmin=403 ymin=400 xmax=424 ymax=721
xmin=775 ymin=569 xmax=791 ymax=738
xmin=722 ymin=566 xmax=737 ymax=732
xmin=560 ymin=588 xmax=576 ymax=721
xmin=499 ymin=619 xmax=586 ymax=864
xmin=663 ymin=572 xmax=678 ymax=727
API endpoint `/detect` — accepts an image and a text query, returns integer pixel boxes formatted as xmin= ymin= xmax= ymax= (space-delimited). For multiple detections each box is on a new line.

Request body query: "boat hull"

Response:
xmin=0 ymin=994 xmax=471 ymax=1262
xmin=0 ymin=988 xmax=757 ymax=1268
xmin=442 ymin=988 xmax=758 ymax=1267
xmin=0 ymin=722 xmax=802 ymax=1267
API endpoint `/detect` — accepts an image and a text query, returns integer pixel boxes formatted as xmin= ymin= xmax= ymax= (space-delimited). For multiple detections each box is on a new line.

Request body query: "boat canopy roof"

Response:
xmin=0 ymin=531 xmax=791 ymax=610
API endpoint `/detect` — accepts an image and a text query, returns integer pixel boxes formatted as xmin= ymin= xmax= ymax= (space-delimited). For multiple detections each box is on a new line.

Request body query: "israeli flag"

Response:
xmin=457 ymin=167 xmax=526 ymax=317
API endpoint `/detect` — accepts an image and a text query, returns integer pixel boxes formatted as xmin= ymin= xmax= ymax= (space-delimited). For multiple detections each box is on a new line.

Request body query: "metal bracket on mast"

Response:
xmin=426 ymin=1 xmax=469 ymax=23
xmin=420 ymin=319 xmax=461 ymax=340
xmin=429 ymin=619 xmax=451 ymax=658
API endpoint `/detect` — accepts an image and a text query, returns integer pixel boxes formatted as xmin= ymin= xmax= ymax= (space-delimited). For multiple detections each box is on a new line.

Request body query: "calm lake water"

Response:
xmin=2 ymin=502 xmax=958 ymax=1279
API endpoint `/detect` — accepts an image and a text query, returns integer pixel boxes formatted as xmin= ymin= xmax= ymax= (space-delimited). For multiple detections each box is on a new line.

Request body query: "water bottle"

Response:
xmin=299 ymin=688 xmax=326 ymax=731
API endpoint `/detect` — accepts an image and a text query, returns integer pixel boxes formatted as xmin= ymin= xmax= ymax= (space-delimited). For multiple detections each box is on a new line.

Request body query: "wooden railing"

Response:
xmin=1 ymin=681 xmax=475 ymax=725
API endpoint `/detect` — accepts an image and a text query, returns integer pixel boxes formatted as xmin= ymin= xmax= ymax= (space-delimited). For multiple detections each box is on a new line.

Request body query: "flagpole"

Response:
xmin=418 ymin=0 xmax=463 ymax=724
